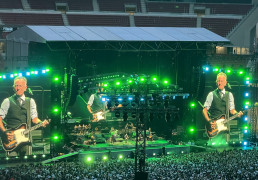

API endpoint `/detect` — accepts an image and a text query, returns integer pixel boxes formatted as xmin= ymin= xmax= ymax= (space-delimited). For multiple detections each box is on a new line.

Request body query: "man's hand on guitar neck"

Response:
xmin=33 ymin=118 xmax=49 ymax=128
xmin=41 ymin=120 xmax=49 ymax=127
xmin=231 ymin=109 xmax=243 ymax=118
xmin=237 ymin=111 xmax=243 ymax=118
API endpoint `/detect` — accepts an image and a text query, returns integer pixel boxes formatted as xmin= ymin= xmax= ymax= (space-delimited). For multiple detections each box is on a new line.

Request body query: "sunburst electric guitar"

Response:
xmin=206 ymin=111 xmax=245 ymax=138
xmin=92 ymin=105 xmax=122 ymax=122
xmin=1 ymin=120 xmax=50 ymax=152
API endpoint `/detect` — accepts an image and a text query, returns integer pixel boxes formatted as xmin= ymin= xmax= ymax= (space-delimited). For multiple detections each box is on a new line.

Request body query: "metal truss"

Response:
xmin=135 ymin=112 xmax=147 ymax=174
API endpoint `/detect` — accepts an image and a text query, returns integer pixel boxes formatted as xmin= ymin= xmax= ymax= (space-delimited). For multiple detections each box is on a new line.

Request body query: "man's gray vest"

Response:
xmin=5 ymin=95 xmax=30 ymax=129
xmin=209 ymin=89 xmax=229 ymax=120
xmin=91 ymin=94 xmax=104 ymax=113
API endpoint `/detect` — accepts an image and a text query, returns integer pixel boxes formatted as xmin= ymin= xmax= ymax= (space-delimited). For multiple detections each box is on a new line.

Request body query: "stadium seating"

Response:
xmin=201 ymin=18 xmax=241 ymax=37
xmin=67 ymin=14 xmax=130 ymax=26
xmin=146 ymin=2 xmax=190 ymax=14
xmin=0 ymin=12 xmax=64 ymax=25
xmin=0 ymin=1 xmax=254 ymax=38
xmin=98 ymin=0 xmax=141 ymax=12
xmin=0 ymin=0 xmax=23 ymax=9
xmin=134 ymin=16 xmax=197 ymax=27
xmin=66 ymin=0 xmax=93 ymax=11
xmin=27 ymin=0 xmax=56 ymax=10
xmin=195 ymin=3 xmax=253 ymax=15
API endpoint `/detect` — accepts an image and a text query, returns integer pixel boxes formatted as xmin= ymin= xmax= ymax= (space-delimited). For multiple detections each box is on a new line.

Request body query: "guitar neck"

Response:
xmin=223 ymin=110 xmax=245 ymax=124
xmin=24 ymin=122 xmax=44 ymax=135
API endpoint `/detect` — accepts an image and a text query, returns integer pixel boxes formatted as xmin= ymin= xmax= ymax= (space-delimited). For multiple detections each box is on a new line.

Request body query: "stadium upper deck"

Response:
xmin=0 ymin=0 xmax=255 ymax=38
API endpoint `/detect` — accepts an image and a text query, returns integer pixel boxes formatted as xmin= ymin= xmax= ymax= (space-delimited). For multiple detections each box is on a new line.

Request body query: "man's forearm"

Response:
xmin=202 ymin=108 xmax=211 ymax=122
xmin=32 ymin=117 xmax=41 ymax=124
xmin=87 ymin=105 xmax=93 ymax=114
xmin=0 ymin=117 xmax=6 ymax=132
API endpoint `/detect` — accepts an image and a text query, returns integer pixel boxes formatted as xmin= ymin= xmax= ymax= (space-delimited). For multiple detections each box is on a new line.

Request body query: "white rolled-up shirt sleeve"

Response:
xmin=204 ymin=92 xmax=213 ymax=110
xmin=229 ymin=92 xmax=235 ymax=110
xmin=0 ymin=98 xmax=10 ymax=119
xmin=30 ymin=98 xmax=38 ymax=120
xmin=87 ymin=95 xmax=95 ymax=106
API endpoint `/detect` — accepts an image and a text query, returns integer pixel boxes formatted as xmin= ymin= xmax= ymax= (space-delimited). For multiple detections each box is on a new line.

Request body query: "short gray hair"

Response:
xmin=13 ymin=76 xmax=27 ymax=85
xmin=216 ymin=72 xmax=227 ymax=80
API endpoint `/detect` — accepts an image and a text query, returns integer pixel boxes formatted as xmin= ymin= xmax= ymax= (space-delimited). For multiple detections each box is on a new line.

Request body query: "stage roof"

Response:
xmin=6 ymin=25 xmax=229 ymax=43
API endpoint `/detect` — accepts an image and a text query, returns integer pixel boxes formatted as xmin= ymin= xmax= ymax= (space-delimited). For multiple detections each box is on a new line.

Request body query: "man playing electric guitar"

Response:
xmin=203 ymin=72 xmax=243 ymax=139
xmin=87 ymin=88 xmax=107 ymax=122
xmin=0 ymin=76 xmax=48 ymax=156
xmin=87 ymin=88 xmax=123 ymax=122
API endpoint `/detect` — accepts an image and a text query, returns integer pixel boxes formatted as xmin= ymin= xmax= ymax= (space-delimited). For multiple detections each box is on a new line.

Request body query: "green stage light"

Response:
xmin=51 ymin=133 xmax=61 ymax=142
xmin=140 ymin=77 xmax=145 ymax=83
xmin=190 ymin=128 xmax=195 ymax=132
xmin=85 ymin=156 xmax=93 ymax=163
xmin=115 ymin=81 xmax=121 ymax=86
xmin=213 ymin=66 xmax=220 ymax=72
xmin=52 ymin=107 xmax=60 ymax=113
xmin=244 ymin=101 xmax=250 ymax=106
xmin=33 ymin=155 xmax=37 ymax=159
xmin=188 ymin=126 xmax=196 ymax=134
xmin=243 ymin=125 xmax=249 ymax=130
xmin=162 ymin=79 xmax=169 ymax=85
xmin=238 ymin=69 xmax=245 ymax=75
xmin=53 ymin=76 xmax=61 ymax=82
xmin=103 ymin=83 xmax=108 ymax=87
xmin=190 ymin=102 xmax=196 ymax=108
xmin=128 ymin=79 xmax=134 ymax=84
xmin=225 ymin=68 xmax=232 ymax=74
xmin=118 ymin=154 xmax=123 ymax=159
xmin=151 ymin=75 xmax=158 ymax=82
xmin=245 ymin=76 xmax=251 ymax=84
xmin=103 ymin=155 xmax=108 ymax=161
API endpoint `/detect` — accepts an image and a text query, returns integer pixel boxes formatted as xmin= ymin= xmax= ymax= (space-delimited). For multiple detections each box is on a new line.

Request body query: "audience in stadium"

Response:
xmin=0 ymin=148 xmax=257 ymax=180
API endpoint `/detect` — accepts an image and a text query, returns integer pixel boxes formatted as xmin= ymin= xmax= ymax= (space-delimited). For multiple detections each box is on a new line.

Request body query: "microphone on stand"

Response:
xmin=227 ymin=83 xmax=232 ymax=89
xmin=28 ymin=88 xmax=34 ymax=95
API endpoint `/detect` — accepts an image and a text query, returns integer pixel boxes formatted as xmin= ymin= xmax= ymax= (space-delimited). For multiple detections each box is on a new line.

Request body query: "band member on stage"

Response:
xmin=0 ymin=76 xmax=48 ymax=156
xmin=87 ymin=88 xmax=106 ymax=122
xmin=203 ymin=72 xmax=243 ymax=140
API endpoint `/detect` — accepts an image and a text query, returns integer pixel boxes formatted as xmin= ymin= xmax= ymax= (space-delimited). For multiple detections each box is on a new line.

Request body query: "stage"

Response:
xmin=42 ymin=139 xmax=193 ymax=164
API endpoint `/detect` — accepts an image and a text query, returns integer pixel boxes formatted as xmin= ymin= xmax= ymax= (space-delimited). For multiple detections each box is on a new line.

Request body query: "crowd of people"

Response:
xmin=0 ymin=148 xmax=257 ymax=180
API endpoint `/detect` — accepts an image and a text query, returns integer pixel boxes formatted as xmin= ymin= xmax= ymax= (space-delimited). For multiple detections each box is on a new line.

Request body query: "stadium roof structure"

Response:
xmin=6 ymin=25 xmax=229 ymax=52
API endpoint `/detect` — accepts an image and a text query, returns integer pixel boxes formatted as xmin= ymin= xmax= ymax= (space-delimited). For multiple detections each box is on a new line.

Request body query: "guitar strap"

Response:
xmin=225 ymin=91 xmax=230 ymax=133
xmin=25 ymin=97 xmax=32 ymax=155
